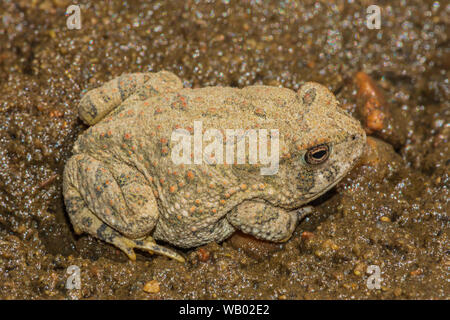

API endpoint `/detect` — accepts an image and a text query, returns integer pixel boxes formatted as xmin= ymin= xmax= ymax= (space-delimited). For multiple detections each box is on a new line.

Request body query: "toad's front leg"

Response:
xmin=227 ymin=201 xmax=299 ymax=242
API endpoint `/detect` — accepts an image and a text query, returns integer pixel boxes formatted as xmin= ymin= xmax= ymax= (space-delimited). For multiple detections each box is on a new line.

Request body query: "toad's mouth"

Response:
xmin=303 ymin=171 xmax=345 ymax=203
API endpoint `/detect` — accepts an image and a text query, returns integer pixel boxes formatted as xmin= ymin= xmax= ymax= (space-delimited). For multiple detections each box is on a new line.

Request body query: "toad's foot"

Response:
xmin=68 ymin=203 xmax=185 ymax=262
xmin=297 ymin=205 xmax=314 ymax=221
xmin=118 ymin=235 xmax=186 ymax=263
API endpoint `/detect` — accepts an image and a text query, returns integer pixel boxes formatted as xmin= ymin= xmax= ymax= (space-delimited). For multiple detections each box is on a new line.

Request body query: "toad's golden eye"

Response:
xmin=304 ymin=144 xmax=330 ymax=165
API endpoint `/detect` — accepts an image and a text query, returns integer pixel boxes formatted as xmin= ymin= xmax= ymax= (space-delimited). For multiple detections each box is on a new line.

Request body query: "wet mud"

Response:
xmin=0 ymin=0 xmax=448 ymax=299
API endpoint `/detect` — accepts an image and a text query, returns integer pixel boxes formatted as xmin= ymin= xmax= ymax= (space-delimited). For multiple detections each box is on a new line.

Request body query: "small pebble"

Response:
xmin=197 ymin=247 xmax=210 ymax=262
xmin=143 ymin=280 xmax=160 ymax=294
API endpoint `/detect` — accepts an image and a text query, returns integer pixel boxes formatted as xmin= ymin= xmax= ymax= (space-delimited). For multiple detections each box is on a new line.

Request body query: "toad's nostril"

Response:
xmin=351 ymin=134 xmax=357 ymax=141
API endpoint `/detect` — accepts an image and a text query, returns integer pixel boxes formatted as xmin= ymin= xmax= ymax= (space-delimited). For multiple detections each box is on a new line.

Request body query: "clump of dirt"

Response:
xmin=0 ymin=0 xmax=448 ymax=299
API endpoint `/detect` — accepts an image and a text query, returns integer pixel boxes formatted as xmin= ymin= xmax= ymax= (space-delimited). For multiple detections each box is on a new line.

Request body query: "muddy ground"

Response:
xmin=0 ymin=0 xmax=448 ymax=299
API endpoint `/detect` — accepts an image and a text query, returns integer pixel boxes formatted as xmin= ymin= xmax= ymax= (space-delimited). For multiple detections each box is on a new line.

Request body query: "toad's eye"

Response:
xmin=304 ymin=144 xmax=330 ymax=165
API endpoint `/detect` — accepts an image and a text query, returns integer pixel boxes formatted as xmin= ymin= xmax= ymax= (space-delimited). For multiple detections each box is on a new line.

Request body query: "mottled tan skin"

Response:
xmin=63 ymin=71 xmax=366 ymax=262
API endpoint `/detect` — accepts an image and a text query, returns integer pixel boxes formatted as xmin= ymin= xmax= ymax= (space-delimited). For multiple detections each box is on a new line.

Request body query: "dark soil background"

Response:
xmin=0 ymin=0 xmax=448 ymax=299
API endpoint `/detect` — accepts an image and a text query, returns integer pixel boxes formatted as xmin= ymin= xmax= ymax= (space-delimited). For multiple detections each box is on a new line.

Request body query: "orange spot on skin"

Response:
xmin=212 ymin=208 xmax=217 ymax=214
xmin=190 ymin=206 xmax=196 ymax=213
xmin=127 ymin=110 xmax=134 ymax=115
xmin=124 ymin=133 xmax=131 ymax=139
xmin=220 ymin=199 xmax=225 ymax=205
xmin=148 ymin=177 xmax=154 ymax=182
xmin=224 ymin=193 xmax=230 ymax=199
xmin=161 ymin=147 xmax=169 ymax=155
xmin=144 ymin=101 xmax=150 ymax=107
xmin=240 ymin=184 xmax=247 ymax=190
xmin=160 ymin=137 xmax=168 ymax=144
xmin=159 ymin=178 xmax=165 ymax=184
xmin=187 ymin=171 xmax=195 ymax=180
xmin=169 ymin=185 xmax=177 ymax=193
xmin=254 ymin=107 xmax=265 ymax=116
xmin=178 ymin=181 xmax=185 ymax=188
xmin=195 ymin=199 xmax=201 ymax=205
xmin=153 ymin=190 xmax=159 ymax=197
xmin=259 ymin=184 xmax=265 ymax=190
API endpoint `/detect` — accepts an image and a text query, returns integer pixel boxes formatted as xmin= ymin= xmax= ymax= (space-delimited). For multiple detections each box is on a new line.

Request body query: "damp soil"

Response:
xmin=0 ymin=0 xmax=448 ymax=299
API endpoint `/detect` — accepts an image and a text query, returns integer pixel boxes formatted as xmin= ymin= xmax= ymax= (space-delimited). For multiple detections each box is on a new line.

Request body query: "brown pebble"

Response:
xmin=366 ymin=109 xmax=385 ymax=131
xmin=354 ymin=71 xmax=406 ymax=147
xmin=322 ymin=239 xmax=339 ymax=250
xmin=355 ymin=72 xmax=388 ymax=135
xmin=301 ymin=231 xmax=315 ymax=241
xmin=143 ymin=280 xmax=160 ymax=293
xmin=410 ymin=268 xmax=423 ymax=276
xmin=197 ymin=247 xmax=210 ymax=262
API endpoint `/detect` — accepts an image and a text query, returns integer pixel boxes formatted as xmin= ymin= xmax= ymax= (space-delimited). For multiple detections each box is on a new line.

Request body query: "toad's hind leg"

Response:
xmin=66 ymin=206 xmax=185 ymax=262
xmin=63 ymin=154 xmax=185 ymax=262
xmin=78 ymin=71 xmax=183 ymax=125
